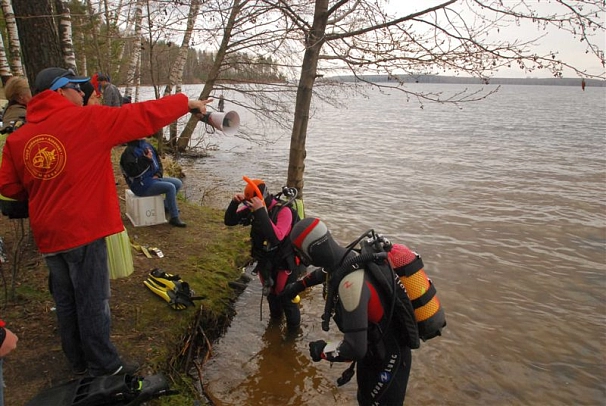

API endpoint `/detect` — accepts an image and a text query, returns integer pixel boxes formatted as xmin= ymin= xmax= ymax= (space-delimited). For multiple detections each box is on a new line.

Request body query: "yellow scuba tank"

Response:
xmin=388 ymin=244 xmax=446 ymax=341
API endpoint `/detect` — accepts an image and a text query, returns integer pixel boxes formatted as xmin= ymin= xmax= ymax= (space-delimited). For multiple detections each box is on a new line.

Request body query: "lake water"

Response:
xmin=168 ymin=83 xmax=605 ymax=405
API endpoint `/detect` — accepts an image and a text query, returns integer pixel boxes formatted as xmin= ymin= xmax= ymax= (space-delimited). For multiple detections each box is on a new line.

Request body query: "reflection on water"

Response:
xmin=185 ymin=84 xmax=606 ymax=405
xmin=204 ymin=281 xmax=358 ymax=405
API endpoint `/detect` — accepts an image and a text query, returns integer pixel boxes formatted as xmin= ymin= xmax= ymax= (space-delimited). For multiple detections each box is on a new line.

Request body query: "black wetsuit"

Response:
xmin=224 ymin=198 xmax=301 ymax=328
xmin=310 ymin=267 xmax=412 ymax=405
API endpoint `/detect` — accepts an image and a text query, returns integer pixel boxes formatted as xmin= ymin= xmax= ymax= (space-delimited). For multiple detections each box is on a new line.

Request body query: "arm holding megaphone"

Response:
xmin=189 ymin=105 xmax=241 ymax=136
xmin=188 ymin=98 xmax=213 ymax=117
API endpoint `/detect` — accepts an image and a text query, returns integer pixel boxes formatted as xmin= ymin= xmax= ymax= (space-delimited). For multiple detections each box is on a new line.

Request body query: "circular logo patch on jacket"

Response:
xmin=23 ymin=134 xmax=67 ymax=180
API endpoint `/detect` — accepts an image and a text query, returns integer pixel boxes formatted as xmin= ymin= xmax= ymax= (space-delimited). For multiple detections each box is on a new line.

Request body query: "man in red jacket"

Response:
xmin=0 ymin=67 xmax=211 ymax=377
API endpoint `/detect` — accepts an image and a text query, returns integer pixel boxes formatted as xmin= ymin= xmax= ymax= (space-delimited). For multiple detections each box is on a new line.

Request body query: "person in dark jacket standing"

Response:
xmin=120 ymin=138 xmax=186 ymax=227
xmin=97 ymin=73 xmax=123 ymax=107
xmin=0 ymin=67 xmax=211 ymax=377
xmin=287 ymin=217 xmax=413 ymax=406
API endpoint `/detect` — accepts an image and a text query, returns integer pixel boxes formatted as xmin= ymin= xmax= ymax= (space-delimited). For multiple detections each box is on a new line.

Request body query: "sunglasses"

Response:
xmin=62 ymin=83 xmax=82 ymax=92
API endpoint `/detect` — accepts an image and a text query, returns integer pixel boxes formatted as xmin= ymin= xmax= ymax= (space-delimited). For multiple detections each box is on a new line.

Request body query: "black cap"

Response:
xmin=34 ymin=67 xmax=89 ymax=94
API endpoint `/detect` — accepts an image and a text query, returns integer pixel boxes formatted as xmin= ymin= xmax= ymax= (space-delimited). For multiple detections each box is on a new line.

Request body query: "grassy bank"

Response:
xmin=0 ymin=147 xmax=250 ymax=405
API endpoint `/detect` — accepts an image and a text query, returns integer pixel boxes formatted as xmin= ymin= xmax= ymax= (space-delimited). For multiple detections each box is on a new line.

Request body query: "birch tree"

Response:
xmin=111 ymin=0 xmax=130 ymax=80
xmin=76 ymin=30 xmax=88 ymax=76
xmin=164 ymin=0 xmax=201 ymax=144
xmin=57 ymin=1 xmax=77 ymax=71
xmin=163 ymin=0 xmax=200 ymax=98
xmin=1 ymin=0 xmax=24 ymax=77
xmin=85 ymin=0 xmax=104 ymax=74
xmin=176 ymin=0 xmax=246 ymax=151
xmin=123 ymin=0 xmax=143 ymax=99
xmin=0 ymin=34 xmax=11 ymax=86
xmin=100 ymin=0 xmax=130 ymax=81
xmin=173 ymin=0 xmax=304 ymax=152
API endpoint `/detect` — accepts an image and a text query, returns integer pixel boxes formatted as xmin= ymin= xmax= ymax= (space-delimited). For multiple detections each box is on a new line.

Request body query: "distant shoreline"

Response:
xmin=326 ymin=74 xmax=605 ymax=87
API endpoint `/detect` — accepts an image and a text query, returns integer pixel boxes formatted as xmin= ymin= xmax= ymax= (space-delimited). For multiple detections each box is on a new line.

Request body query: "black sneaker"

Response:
xmin=110 ymin=360 xmax=140 ymax=376
xmin=169 ymin=217 xmax=186 ymax=227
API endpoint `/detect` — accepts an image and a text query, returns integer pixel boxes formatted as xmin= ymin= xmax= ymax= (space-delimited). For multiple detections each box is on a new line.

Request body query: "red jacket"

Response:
xmin=0 ymin=90 xmax=190 ymax=253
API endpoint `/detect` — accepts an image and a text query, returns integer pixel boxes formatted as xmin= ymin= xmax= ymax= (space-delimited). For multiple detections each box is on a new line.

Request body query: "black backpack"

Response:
xmin=322 ymin=234 xmax=420 ymax=349
xmin=322 ymin=231 xmax=446 ymax=350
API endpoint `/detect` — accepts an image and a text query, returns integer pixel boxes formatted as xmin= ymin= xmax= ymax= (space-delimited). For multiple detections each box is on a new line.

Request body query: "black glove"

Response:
xmin=280 ymin=280 xmax=303 ymax=300
xmin=309 ymin=340 xmax=327 ymax=362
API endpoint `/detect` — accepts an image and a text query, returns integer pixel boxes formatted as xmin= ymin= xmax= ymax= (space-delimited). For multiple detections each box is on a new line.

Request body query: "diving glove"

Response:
xmin=309 ymin=340 xmax=327 ymax=362
xmin=280 ymin=281 xmax=304 ymax=300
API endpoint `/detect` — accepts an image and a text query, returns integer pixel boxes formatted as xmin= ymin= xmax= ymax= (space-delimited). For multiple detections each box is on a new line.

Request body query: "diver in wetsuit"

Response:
xmin=285 ymin=217 xmax=412 ymax=406
xmin=224 ymin=179 xmax=301 ymax=331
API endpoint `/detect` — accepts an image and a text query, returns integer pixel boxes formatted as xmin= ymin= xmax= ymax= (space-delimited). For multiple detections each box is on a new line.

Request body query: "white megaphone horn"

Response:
xmin=201 ymin=111 xmax=240 ymax=136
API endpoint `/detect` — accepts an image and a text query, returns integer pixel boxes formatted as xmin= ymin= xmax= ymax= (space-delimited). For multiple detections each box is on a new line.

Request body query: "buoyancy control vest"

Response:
xmin=323 ymin=231 xmax=446 ymax=349
xmin=251 ymin=187 xmax=305 ymax=276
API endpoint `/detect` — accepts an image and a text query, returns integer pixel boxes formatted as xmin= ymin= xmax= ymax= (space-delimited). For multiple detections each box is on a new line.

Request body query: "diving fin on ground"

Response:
xmin=143 ymin=268 xmax=206 ymax=310
xmin=25 ymin=373 xmax=177 ymax=406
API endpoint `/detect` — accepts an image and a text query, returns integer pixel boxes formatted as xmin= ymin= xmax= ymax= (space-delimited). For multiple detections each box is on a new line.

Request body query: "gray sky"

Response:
xmin=385 ymin=1 xmax=605 ymax=78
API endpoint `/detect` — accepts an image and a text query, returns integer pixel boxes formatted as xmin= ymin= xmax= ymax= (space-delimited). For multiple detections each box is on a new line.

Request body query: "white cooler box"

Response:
xmin=125 ymin=189 xmax=167 ymax=227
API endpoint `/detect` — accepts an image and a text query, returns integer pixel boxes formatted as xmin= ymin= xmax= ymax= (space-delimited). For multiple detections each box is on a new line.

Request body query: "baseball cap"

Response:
xmin=34 ymin=67 xmax=90 ymax=94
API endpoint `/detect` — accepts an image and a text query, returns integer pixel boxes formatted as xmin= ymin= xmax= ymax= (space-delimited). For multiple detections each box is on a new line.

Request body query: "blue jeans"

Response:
xmin=139 ymin=177 xmax=182 ymax=219
xmin=45 ymin=238 xmax=121 ymax=376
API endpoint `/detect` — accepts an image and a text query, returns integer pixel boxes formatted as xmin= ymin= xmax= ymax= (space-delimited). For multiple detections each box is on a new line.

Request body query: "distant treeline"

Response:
xmin=327 ymin=74 xmax=605 ymax=87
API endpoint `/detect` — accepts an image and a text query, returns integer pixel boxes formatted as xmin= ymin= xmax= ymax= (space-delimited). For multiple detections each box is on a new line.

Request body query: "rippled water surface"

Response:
xmin=173 ymin=84 xmax=605 ymax=405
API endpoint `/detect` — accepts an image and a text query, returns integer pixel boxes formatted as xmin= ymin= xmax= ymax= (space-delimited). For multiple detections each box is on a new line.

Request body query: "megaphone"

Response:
xmin=201 ymin=111 xmax=240 ymax=136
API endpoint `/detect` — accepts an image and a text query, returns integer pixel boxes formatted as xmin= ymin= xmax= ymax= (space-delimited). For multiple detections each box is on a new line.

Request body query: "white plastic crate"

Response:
xmin=125 ymin=189 xmax=167 ymax=227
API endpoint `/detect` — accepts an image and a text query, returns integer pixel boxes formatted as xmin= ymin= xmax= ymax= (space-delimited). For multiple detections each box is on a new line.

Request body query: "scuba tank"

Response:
xmin=321 ymin=232 xmax=421 ymax=349
xmin=387 ymin=244 xmax=446 ymax=341
xmin=323 ymin=231 xmax=446 ymax=346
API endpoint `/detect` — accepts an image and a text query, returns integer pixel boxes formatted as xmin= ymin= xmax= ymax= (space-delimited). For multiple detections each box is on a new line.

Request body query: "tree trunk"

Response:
xmin=12 ymin=0 xmax=63 ymax=87
xmin=163 ymin=0 xmax=199 ymax=97
xmin=85 ymin=0 xmax=103 ymax=74
xmin=102 ymin=0 xmax=112 ymax=72
xmin=123 ymin=0 xmax=143 ymax=99
xmin=77 ymin=30 xmax=88 ymax=75
xmin=286 ymin=0 xmax=329 ymax=198
xmin=1 ymin=0 xmax=24 ymax=77
xmin=176 ymin=0 xmax=243 ymax=152
xmin=165 ymin=0 xmax=200 ymax=144
xmin=0 ymin=34 xmax=11 ymax=85
xmin=56 ymin=1 xmax=77 ymax=72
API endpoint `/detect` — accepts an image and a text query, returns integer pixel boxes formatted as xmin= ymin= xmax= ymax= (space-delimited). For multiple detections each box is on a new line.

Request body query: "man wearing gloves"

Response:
xmin=287 ymin=217 xmax=413 ymax=406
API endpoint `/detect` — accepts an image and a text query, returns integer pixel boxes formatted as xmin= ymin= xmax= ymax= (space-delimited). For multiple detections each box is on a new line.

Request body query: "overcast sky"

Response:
xmin=385 ymin=1 xmax=605 ymax=79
